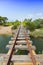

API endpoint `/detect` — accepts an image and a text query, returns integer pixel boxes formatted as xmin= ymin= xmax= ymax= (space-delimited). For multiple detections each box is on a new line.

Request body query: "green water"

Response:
xmin=0 ymin=35 xmax=43 ymax=54
xmin=0 ymin=35 xmax=11 ymax=53
xmin=31 ymin=37 xmax=43 ymax=54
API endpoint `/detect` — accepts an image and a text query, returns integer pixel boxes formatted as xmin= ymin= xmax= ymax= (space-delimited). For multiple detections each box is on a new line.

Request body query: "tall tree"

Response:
xmin=0 ymin=16 xmax=8 ymax=25
xmin=3 ymin=17 xmax=8 ymax=23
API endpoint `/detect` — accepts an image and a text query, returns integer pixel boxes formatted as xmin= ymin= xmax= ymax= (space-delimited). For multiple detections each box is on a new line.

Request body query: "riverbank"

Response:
xmin=30 ymin=28 xmax=43 ymax=38
xmin=0 ymin=26 xmax=12 ymax=35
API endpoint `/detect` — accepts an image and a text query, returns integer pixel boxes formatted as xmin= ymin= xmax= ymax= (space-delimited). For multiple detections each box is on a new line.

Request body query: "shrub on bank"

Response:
xmin=12 ymin=24 xmax=17 ymax=29
xmin=30 ymin=28 xmax=43 ymax=38
xmin=12 ymin=20 xmax=21 ymax=29
xmin=23 ymin=18 xmax=43 ymax=31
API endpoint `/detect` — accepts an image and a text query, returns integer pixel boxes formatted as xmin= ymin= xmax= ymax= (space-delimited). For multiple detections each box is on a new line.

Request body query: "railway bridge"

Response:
xmin=0 ymin=25 xmax=43 ymax=65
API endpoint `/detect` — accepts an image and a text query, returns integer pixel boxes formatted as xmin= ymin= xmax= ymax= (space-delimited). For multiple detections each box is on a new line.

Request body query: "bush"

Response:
xmin=12 ymin=24 xmax=17 ymax=29
xmin=23 ymin=18 xmax=43 ymax=31
xmin=11 ymin=21 xmax=21 ymax=29
xmin=2 ymin=22 xmax=13 ymax=26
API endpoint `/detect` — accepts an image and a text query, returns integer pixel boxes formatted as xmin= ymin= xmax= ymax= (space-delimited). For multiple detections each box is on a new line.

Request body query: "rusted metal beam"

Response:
xmin=24 ymin=31 xmax=36 ymax=65
xmin=5 ymin=26 xmax=21 ymax=65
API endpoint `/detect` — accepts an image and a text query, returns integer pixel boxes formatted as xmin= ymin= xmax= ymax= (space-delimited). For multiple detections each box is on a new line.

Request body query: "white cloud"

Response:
xmin=36 ymin=13 xmax=42 ymax=16
xmin=32 ymin=13 xmax=43 ymax=20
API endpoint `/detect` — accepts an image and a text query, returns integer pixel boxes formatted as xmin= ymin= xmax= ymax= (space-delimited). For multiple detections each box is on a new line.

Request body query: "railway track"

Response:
xmin=0 ymin=25 xmax=43 ymax=65
xmin=6 ymin=26 xmax=21 ymax=65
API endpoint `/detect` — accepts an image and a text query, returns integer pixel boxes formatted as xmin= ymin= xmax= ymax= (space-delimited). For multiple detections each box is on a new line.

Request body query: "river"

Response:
xmin=0 ymin=35 xmax=43 ymax=54
xmin=0 ymin=35 xmax=11 ymax=53
xmin=30 ymin=37 xmax=43 ymax=54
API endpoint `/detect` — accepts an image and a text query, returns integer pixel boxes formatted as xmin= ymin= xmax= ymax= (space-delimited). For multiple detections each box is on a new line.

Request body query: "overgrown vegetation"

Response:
xmin=0 ymin=16 xmax=8 ymax=25
xmin=0 ymin=16 xmax=21 ymax=29
xmin=30 ymin=28 xmax=43 ymax=38
xmin=22 ymin=18 xmax=43 ymax=38
xmin=0 ymin=16 xmax=43 ymax=37
xmin=12 ymin=20 xmax=21 ymax=29
xmin=23 ymin=18 xmax=43 ymax=31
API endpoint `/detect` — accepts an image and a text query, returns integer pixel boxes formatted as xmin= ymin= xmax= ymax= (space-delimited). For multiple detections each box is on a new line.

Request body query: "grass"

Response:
xmin=30 ymin=28 xmax=43 ymax=38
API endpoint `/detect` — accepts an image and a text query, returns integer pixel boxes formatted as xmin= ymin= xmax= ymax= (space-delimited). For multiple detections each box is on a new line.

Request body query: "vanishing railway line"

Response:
xmin=0 ymin=25 xmax=43 ymax=65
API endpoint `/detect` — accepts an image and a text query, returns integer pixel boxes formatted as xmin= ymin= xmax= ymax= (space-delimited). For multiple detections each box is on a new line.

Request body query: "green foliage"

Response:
xmin=33 ymin=19 xmax=41 ymax=29
xmin=30 ymin=28 xmax=43 ymax=38
xmin=12 ymin=20 xmax=21 ymax=29
xmin=0 ymin=16 xmax=21 ymax=27
xmin=23 ymin=18 xmax=35 ymax=30
xmin=12 ymin=24 xmax=17 ymax=29
xmin=0 ymin=16 xmax=8 ymax=25
xmin=26 ymin=22 xmax=36 ymax=30
xmin=2 ymin=22 xmax=12 ymax=26
xmin=23 ymin=18 xmax=43 ymax=31
xmin=0 ymin=16 xmax=43 ymax=30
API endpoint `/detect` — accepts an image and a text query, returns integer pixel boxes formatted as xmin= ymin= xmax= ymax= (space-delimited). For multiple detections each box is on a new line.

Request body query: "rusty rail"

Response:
xmin=24 ymin=30 xmax=36 ymax=65
xmin=6 ymin=26 xmax=21 ymax=65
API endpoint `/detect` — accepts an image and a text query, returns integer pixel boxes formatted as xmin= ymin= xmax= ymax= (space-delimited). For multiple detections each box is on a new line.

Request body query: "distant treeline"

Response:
xmin=0 ymin=16 xmax=21 ymax=26
xmin=0 ymin=16 xmax=43 ymax=30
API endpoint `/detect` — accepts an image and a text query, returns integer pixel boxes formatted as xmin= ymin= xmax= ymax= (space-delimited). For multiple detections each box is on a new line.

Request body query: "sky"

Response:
xmin=0 ymin=0 xmax=43 ymax=21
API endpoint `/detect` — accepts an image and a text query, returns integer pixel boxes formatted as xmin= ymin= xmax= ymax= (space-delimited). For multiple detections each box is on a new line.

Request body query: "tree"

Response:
xmin=0 ymin=16 xmax=3 ymax=24
xmin=2 ymin=17 xmax=8 ymax=23
xmin=0 ymin=16 xmax=8 ymax=25
xmin=12 ymin=20 xmax=21 ymax=29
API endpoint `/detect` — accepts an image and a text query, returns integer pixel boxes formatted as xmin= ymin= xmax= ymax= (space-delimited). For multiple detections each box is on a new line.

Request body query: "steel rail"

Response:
xmin=6 ymin=26 xmax=21 ymax=65
xmin=24 ymin=30 xmax=36 ymax=65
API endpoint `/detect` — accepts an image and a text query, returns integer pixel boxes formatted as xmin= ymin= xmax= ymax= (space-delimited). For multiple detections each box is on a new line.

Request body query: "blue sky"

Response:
xmin=0 ymin=0 xmax=43 ymax=21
